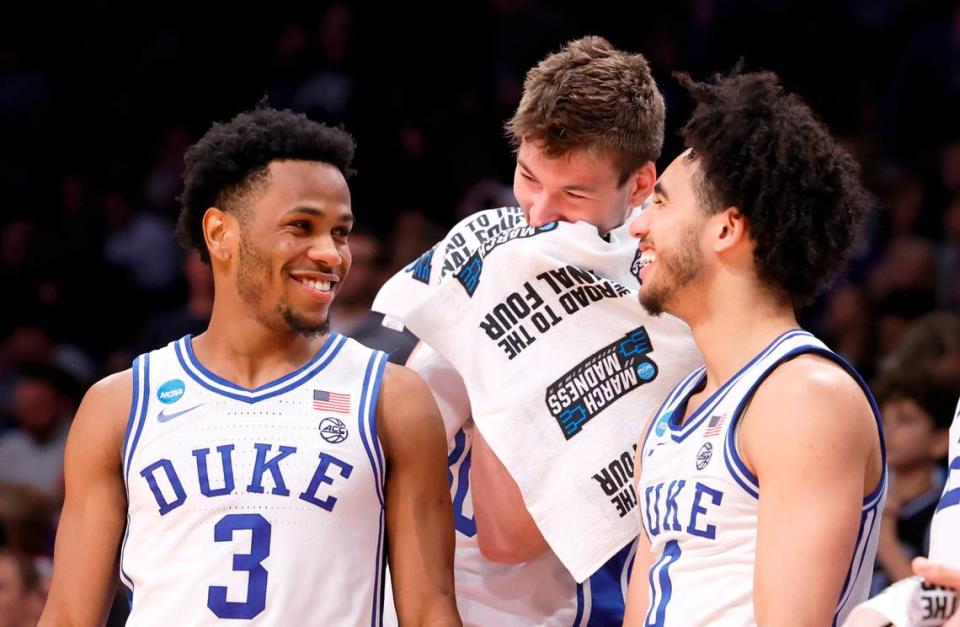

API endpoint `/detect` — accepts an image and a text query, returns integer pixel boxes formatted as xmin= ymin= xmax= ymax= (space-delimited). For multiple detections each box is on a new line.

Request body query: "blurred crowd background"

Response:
xmin=2 ymin=1 xmax=959 ymax=624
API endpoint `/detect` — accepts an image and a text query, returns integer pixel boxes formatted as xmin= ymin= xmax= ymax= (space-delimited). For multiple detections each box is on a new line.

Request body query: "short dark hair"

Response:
xmin=677 ymin=69 xmax=873 ymax=306
xmin=176 ymin=107 xmax=356 ymax=263
xmin=874 ymin=373 xmax=958 ymax=430
xmin=505 ymin=36 xmax=665 ymax=185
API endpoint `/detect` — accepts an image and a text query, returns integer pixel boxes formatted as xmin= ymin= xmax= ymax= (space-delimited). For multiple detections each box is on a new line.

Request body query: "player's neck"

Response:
xmin=683 ymin=283 xmax=798 ymax=391
xmin=195 ymin=305 xmax=327 ymax=389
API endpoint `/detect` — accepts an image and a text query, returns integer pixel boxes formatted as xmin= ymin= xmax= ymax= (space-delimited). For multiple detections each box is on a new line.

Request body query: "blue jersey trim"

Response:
xmin=833 ymin=504 xmax=879 ymax=625
xmin=174 ymin=334 xmax=347 ymax=404
xmin=124 ymin=354 xmax=151 ymax=486
xmin=120 ymin=356 xmax=142 ymax=478
xmin=667 ymin=330 xmax=810 ymax=443
xmin=367 ymin=353 xmax=388 ymax=489
xmin=574 ymin=581 xmax=586 ymax=626
xmin=119 ymin=513 xmax=134 ymax=591
xmin=640 ymin=367 xmax=705 ymax=455
xmin=358 ymin=351 xmax=388 ymax=507
xmin=370 ymin=510 xmax=386 ymax=627
xmin=585 ymin=542 xmax=633 ymax=626
xmin=722 ymin=435 xmax=760 ymax=499
xmin=723 ymin=346 xmax=887 ymax=504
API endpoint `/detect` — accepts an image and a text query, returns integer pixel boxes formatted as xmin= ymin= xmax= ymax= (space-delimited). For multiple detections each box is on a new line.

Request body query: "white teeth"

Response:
xmin=639 ymin=251 xmax=657 ymax=266
xmin=300 ymin=278 xmax=332 ymax=292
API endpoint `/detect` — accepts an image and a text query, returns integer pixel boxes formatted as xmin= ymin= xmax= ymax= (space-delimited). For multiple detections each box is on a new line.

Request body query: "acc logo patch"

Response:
xmin=696 ymin=442 xmax=713 ymax=470
xmin=319 ymin=417 xmax=349 ymax=444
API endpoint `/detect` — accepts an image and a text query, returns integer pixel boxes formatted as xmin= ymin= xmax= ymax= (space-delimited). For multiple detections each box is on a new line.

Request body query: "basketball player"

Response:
xmin=623 ymin=69 xmax=884 ymax=626
xmin=39 ymin=108 xmax=460 ymax=626
xmin=396 ymin=37 xmax=687 ymax=625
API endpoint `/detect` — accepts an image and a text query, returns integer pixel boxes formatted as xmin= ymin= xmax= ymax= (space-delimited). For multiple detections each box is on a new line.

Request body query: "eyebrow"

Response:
xmin=654 ymin=182 xmax=669 ymax=200
xmin=285 ymin=206 xmax=354 ymax=223
xmin=517 ymin=158 xmax=595 ymax=193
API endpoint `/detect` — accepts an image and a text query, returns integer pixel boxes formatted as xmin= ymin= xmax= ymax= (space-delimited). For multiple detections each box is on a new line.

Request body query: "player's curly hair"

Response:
xmin=677 ymin=69 xmax=872 ymax=306
xmin=506 ymin=36 xmax=665 ymax=185
xmin=176 ymin=106 xmax=356 ymax=263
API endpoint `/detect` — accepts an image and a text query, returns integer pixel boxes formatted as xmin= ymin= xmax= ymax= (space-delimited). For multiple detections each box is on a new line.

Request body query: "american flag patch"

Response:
xmin=704 ymin=414 xmax=726 ymax=438
xmin=313 ymin=389 xmax=351 ymax=413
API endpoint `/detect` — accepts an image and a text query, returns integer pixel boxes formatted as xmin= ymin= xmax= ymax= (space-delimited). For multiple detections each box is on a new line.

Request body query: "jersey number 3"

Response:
xmin=208 ymin=513 xmax=272 ymax=619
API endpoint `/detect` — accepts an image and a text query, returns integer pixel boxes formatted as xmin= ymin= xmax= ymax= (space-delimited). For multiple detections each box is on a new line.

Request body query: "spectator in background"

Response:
xmin=0 ymin=366 xmax=78 ymax=497
xmin=820 ymin=283 xmax=879 ymax=379
xmin=877 ymin=312 xmax=960 ymax=385
xmin=0 ymin=548 xmax=46 ymax=627
xmin=937 ymin=191 xmax=960 ymax=311
xmin=136 ymin=250 xmax=213 ymax=352
xmin=872 ymin=374 xmax=956 ymax=594
xmin=101 ymin=189 xmax=181 ymax=297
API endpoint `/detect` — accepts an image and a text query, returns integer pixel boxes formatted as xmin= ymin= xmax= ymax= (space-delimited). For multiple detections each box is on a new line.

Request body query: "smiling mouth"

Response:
xmin=293 ymin=276 xmax=333 ymax=292
xmin=637 ymin=250 xmax=657 ymax=269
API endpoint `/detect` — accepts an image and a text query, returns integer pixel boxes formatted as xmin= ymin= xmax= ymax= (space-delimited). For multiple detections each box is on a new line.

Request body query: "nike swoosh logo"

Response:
xmin=158 ymin=404 xmax=204 ymax=423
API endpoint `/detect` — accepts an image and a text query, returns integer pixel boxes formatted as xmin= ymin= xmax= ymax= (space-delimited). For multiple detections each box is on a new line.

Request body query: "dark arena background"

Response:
xmin=1 ymin=1 xmax=959 ymax=624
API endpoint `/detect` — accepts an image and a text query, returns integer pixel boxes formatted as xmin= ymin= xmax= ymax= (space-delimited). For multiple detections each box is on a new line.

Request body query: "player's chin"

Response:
xmin=638 ymin=287 xmax=667 ymax=317
xmin=281 ymin=304 xmax=332 ymax=337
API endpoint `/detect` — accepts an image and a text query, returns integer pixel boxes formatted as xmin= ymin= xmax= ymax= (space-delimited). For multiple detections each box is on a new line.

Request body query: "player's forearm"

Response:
xmin=470 ymin=431 xmax=548 ymax=562
xmin=414 ymin=594 xmax=462 ymax=627
xmin=39 ymin=587 xmax=114 ymax=627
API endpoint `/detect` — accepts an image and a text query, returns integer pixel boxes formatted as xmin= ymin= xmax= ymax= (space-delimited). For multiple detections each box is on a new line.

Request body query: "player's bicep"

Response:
xmin=378 ymin=364 xmax=459 ymax=625
xmin=746 ymin=367 xmax=877 ymax=625
xmin=40 ymin=372 xmax=131 ymax=626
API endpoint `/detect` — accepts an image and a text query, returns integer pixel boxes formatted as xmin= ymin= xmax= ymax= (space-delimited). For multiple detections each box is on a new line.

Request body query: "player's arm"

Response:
xmin=39 ymin=371 xmax=131 ymax=627
xmin=743 ymin=357 xmax=883 ymax=626
xmin=623 ymin=411 xmax=658 ymax=627
xmin=470 ymin=429 xmax=549 ymax=563
xmin=379 ymin=364 xmax=461 ymax=627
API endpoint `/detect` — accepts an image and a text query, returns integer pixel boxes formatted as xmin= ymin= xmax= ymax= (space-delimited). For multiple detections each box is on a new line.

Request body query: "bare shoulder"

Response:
xmin=376 ymin=363 xmax=444 ymax=460
xmin=742 ymin=353 xmax=879 ymax=471
xmin=70 ymin=369 xmax=135 ymax=456
xmin=755 ymin=354 xmax=873 ymax=424
xmin=379 ymin=362 xmax=435 ymax=407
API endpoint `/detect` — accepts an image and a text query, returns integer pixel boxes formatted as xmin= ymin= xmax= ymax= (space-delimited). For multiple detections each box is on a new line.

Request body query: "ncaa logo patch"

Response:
xmin=319 ymin=417 xmax=349 ymax=444
xmin=696 ymin=442 xmax=713 ymax=470
xmin=157 ymin=379 xmax=185 ymax=404
xmin=654 ymin=412 xmax=671 ymax=437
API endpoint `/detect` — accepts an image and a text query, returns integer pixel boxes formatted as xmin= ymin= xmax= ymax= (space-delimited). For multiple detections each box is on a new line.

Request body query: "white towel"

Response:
xmin=842 ymin=576 xmax=956 ymax=626
xmin=373 ymin=207 xmax=702 ymax=582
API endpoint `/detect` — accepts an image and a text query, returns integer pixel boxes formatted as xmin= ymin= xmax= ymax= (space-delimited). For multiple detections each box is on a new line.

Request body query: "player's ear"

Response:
xmin=712 ymin=206 xmax=747 ymax=253
xmin=628 ymin=162 xmax=656 ymax=207
xmin=203 ymin=207 xmax=239 ymax=263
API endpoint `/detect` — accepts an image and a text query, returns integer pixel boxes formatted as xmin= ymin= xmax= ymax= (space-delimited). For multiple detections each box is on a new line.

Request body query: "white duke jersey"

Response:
xmin=929 ymin=396 xmax=960 ymax=565
xmin=120 ymin=333 xmax=389 ymax=626
xmin=638 ymin=329 xmax=887 ymax=627
xmin=447 ymin=422 xmax=636 ymax=627
xmin=407 ymin=344 xmax=634 ymax=626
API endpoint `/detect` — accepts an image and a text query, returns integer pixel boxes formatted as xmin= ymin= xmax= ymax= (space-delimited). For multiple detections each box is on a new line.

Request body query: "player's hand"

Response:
xmin=912 ymin=557 xmax=960 ymax=627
